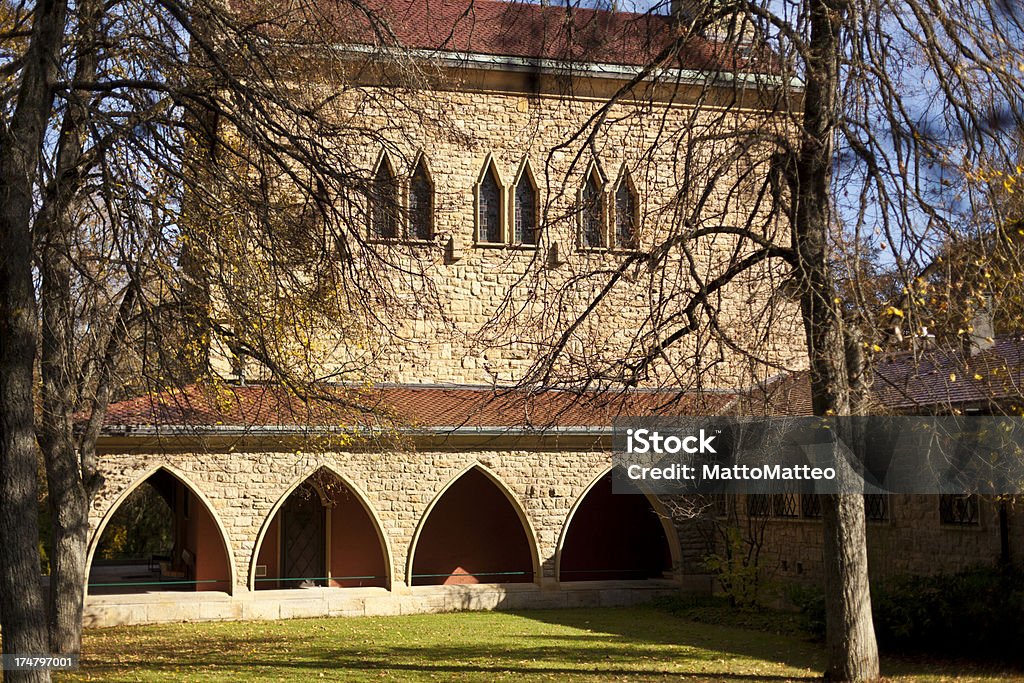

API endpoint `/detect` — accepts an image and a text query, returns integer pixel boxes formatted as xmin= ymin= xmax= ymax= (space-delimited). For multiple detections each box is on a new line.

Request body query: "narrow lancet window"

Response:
xmin=614 ymin=177 xmax=637 ymax=248
xmin=371 ymin=155 xmax=398 ymax=239
xmin=581 ymin=168 xmax=604 ymax=248
xmin=514 ymin=171 xmax=537 ymax=245
xmin=409 ymin=158 xmax=433 ymax=241
xmin=478 ymin=163 xmax=502 ymax=244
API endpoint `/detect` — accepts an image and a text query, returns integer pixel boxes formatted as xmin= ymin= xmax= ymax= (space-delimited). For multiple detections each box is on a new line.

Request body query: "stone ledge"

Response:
xmin=82 ymin=582 xmax=685 ymax=627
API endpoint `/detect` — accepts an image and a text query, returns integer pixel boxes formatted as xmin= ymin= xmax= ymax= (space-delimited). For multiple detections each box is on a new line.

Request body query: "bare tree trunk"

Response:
xmin=821 ymin=494 xmax=878 ymax=681
xmin=794 ymin=1 xmax=879 ymax=680
xmin=41 ymin=460 xmax=89 ymax=657
xmin=33 ymin=0 xmax=104 ymax=654
xmin=0 ymin=243 xmax=51 ymax=683
xmin=38 ymin=238 xmax=90 ymax=655
xmin=0 ymin=0 xmax=69 ymax=678
xmin=42 ymin=497 xmax=89 ymax=657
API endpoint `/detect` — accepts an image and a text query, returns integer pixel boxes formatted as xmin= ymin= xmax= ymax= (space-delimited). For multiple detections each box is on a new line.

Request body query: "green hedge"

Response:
xmin=796 ymin=566 xmax=1024 ymax=664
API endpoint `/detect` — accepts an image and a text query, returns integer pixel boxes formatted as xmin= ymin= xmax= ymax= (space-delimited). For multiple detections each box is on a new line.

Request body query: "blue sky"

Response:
xmin=523 ymin=0 xmax=671 ymax=14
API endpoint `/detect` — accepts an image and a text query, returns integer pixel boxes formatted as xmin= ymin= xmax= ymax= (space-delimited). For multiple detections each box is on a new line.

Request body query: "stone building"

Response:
xmin=81 ymin=0 xmax=1021 ymax=627
xmin=735 ymin=334 xmax=1024 ymax=590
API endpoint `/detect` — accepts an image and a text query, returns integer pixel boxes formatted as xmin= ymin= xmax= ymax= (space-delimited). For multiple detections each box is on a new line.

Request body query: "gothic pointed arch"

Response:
xmin=86 ymin=465 xmax=235 ymax=595
xmin=579 ymin=160 xmax=606 ymax=249
xmin=556 ymin=469 xmax=678 ymax=582
xmin=370 ymin=150 xmax=399 ymax=239
xmin=251 ymin=466 xmax=391 ymax=590
xmin=408 ymin=464 xmax=538 ymax=586
xmin=613 ymin=166 xmax=639 ymax=249
xmin=512 ymin=158 xmax=539 ymax=245
xmin=475 ymin=155 xmax=506 ymax=244
xmin=409 ymin=152 xmax=434 ymax=241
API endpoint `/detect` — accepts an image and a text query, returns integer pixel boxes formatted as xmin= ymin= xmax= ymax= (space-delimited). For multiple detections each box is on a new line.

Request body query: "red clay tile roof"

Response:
xmin=100 ymin=383 xmax=733 ymax=432
xmin=236 ymin=0 xmax=752 ymax=71
xmin=872 ymin=335 xmax=1024 ymax=410
xmin=738 ymin=371 xmax=814 ymax=417
xmin=745 ymin=335 xmax=1024 ymax=416
xmin=100 ymin=336 xmax=1024 ymax=432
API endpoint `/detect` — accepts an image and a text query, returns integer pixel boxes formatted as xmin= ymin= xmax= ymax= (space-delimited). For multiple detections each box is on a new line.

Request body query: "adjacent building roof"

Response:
xmin=755 ymin=334 xmax=1024 ymax=416
xmin=873 ymin=335 xmax=1024 ymax=411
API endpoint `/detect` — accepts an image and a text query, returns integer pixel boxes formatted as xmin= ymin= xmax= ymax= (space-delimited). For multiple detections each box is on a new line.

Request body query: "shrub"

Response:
xmin=795 ymin=566 xmax=1024 ymax=664
xmin=704 ymin=525 xmax=763 ymax=608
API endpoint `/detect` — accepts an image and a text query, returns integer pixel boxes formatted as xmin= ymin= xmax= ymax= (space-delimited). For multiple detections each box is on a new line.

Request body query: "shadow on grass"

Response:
xmin=515 ymin=606 xmax=822 ymax=672
xmin=72 ymin=603 xmax=1024 ymax=682
xmin=77 ymin=648 xmax=818 ymax=682
xmin=518 ymin=600 xmax=1021 ymax=680
xmin=652 ymin=595 xmax=1024 ymax=678
xmin=75 ymin=606 xmax=823 ymax=682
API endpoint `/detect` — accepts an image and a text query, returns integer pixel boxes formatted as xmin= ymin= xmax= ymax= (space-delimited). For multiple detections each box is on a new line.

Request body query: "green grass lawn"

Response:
xmin=57 ymin=606 xmax=1022 ymax=682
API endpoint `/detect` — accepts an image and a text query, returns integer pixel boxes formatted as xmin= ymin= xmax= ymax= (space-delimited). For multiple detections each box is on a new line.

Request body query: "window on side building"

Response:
xmin=939 ymin=493 xmax=979 ymax=525
xmin=614 ymin=170 xmax=639 ymax=249
xmin=580 ymin=165 xmax=605 ymax=249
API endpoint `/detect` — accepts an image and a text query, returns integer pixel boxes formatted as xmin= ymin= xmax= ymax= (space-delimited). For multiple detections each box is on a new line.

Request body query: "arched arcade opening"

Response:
xmin=252 ymin=468 xmax=389 ymax=589
xmin=558 ymin=471 xmax=675 ymax=582
xmin=87 ymin=468 xmax=233 ymax=594
xmin=410 ymin=467 xmax=536 ymax=586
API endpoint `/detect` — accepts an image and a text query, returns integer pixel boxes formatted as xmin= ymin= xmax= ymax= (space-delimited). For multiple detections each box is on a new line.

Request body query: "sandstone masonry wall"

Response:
xmin=88 ymin=448 xmax=684 ymax=594
xmin=736 ymin=495 xmax=1024 ymax=589
xmin=206 ymin=74 xmax=807 ymax=390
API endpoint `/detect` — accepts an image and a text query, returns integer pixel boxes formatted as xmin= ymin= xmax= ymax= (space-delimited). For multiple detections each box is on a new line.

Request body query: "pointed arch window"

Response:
xmin=370 ymin=154 xmax=399 ymax=240
xmin=513 ymin=163 xmax=538 ymax=245
xmin=614 ymin=173 xmax=638 ymax=249
xmin=477 ymin=160 xmax=503 ymax=244
xmin=409 ymin=157 xmax=434 ymax=241
xmin=580 ymin=166 xmax=605 ymax=249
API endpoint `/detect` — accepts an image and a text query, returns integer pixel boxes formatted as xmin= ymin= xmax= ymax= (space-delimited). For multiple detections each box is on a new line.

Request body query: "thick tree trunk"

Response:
xmin=0 ymin=0 xmax=69 ymax=680
xmin=37 ymin=120 xmax=92 ymax=661
xmin=0 ymin=245 xmax=50 ymax=683
xmin=43 ymin=494 xmax=90 ymax=656
xmin=794 ymin=1 xmax=880 ymax=681
xmin=34 ymin=0 xmax=105 ymax=654
xmin=822 ymin=494 xmax=879 ymax=680
xmin=38 ymin=240 xmax=90 ymax=654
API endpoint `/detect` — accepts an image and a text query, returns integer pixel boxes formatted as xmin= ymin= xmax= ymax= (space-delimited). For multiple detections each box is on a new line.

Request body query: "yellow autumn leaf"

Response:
xmin=950 ymin=373 xmax=957 ymax=382
xmin=974 ymin=373 xmax=983 ymax=380
xmin=884 ymin=306 xmax=904 ymax=318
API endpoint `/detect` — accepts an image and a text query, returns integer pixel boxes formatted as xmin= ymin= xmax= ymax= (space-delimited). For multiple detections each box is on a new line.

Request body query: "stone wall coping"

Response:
xmin=337 ymin=43 xmax=805 ymax=92
xmin=86 ymin=591 xmax=235 ymax=605
xmin=99 ymin=424 xmax=616 ymax=437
